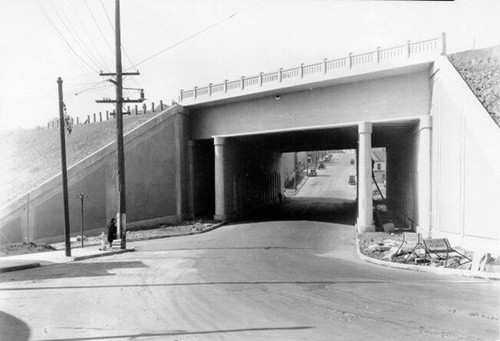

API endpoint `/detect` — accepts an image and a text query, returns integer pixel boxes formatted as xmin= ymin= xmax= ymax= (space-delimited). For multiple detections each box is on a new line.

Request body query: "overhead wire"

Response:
xmin=84 ymin=0 xmax=115 ymax=57
xmin=125 ymin=7 xmax=243 ymax=71
xmin=68 ymin=0 xmax=112 ymax=71
xmin=37 ymin=2 xmax=99 ymax=86
xmin=49 ymin=0 xmax=107 ymax=72
xmin=37 ymin=0 xmax=100 ymax=74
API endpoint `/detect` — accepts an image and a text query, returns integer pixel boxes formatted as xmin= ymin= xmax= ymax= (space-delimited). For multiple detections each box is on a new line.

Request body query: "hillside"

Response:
xmin=0 ymin=114 xmax=157 ymax=207
xmin=449 ymin=45 xmax=500 ymax=126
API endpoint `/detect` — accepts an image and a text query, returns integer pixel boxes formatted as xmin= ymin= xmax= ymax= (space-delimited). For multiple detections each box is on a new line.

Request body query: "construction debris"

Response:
xmin=358 ymin=233 xmax=498 ymax=272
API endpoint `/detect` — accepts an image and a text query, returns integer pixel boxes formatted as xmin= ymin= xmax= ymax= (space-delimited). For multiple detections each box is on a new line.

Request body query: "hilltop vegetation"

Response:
xmin=0 ymin=114 xmax=154 ymax=206
xmin=449 ymin=45 xmax=500 ymax=126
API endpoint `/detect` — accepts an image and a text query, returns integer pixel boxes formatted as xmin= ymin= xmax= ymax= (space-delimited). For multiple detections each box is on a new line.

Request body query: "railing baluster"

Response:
xmin=441 ymin=32 xmax=447 ymax=55
xmin=178 ymin=36 xmax=443 ymax=102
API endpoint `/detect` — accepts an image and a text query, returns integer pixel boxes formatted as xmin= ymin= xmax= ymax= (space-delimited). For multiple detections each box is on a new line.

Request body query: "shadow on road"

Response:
xmin=0 ymin=311 xmax=30 ymax=341
xmin=237 ymin=197 xmax=356 ymax=225
xmin=35 ymin=326 xmax=312 ymax=341
xmin=0 ymin=261 xmax=147 ymax=283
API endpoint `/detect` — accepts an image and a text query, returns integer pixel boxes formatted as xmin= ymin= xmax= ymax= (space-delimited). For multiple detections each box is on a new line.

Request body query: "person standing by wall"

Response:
xmin=107 ymin=218 xmax=117 ymax=248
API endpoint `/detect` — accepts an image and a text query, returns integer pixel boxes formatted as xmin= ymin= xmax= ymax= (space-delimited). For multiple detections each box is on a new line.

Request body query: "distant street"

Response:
xmin=297 ymin=152 xmax=356 ymax=200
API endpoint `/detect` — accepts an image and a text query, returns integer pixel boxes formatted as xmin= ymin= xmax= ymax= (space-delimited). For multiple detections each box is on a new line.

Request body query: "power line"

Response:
xmin=84 ymin=0 xmax=115 ymax=57
xmin=48 ymin=0 xmax=106 ymax=71
xmin=37 ymin=0 xmax=100 ymax=74
xmin=100 ymin=0 xmax=115 ymax=32
xmin=38 ymin=7 xmax=96 ymax=85
xmin=125 ymin=9 xmax=241 ymax=70
xmin=68 ymin=0 xmax=112 ymax=71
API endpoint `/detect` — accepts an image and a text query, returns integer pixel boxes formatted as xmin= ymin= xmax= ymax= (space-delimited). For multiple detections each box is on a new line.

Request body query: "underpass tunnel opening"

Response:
xmin=189 ymin=118 xmax=426 ymax=232
xmin=191 ymin=126 xmax=361 ymax=223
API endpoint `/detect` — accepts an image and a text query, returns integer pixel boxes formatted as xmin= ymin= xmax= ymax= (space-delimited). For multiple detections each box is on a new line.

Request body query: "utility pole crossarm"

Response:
xmin=122 ymin=99 xmax=145 ymax=103
xmin=96 ymin=99 xmax=118 ymax=103
xmin=100 ymin=71 xmax=140 ymax=76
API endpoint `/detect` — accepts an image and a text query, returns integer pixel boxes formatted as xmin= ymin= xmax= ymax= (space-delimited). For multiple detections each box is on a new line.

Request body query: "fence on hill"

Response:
xmin=47 ymin=100 xmax=169 ymax=129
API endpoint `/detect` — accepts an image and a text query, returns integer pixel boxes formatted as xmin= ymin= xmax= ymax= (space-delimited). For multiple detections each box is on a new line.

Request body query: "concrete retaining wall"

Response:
xmin=430 ymin=56 xmax=500 ymax=252
xmin=0 ymin=106 xmax=188 ymax=245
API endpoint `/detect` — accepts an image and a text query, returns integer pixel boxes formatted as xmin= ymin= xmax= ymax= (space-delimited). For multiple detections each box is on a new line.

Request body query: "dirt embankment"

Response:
xmin=449 ymin=46 xmax=500 ymax=126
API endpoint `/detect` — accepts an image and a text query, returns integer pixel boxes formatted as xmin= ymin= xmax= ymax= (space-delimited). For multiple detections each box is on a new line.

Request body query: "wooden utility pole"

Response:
xmin=57 ymin=77 xmax=71 ymax=257
xmin=96 ymin=0 xmax=144 ymax=250
xmin=114 ymin=0 xmax=126 ymax=250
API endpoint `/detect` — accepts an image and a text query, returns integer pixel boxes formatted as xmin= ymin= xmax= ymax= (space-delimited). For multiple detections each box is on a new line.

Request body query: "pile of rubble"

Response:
xmin=191 ymin=221 xmax=212 ymax=232
xmin=359 ymin=234 xmax=500 ymax=273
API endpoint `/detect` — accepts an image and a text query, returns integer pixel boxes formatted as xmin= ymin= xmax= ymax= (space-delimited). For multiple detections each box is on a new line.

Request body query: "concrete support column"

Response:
xmin=188 ymin=140 xmax=196 ymax=219
xmin=417 ymin=116 xmax=432 ymax=238
xmin=357 ymin=122 xmax=375 ymax=232
xmin=214 ymin=136 xmax=227 ymax=221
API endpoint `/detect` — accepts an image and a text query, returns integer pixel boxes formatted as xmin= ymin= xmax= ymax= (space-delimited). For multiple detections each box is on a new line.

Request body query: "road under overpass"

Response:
xmin=188 ymin=116 xmax=429 ymax=235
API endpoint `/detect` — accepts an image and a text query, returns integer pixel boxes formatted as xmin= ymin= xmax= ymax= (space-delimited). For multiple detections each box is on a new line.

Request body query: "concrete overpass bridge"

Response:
xmin=1 ymin=34 xmax=499 ymax=253
xmin=179 ymin=36 xmax=440 ymax=236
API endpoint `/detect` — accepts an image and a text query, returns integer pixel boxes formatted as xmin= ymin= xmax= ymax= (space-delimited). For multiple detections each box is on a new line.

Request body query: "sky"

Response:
xmin=0 ymin=0 xmax=499 ymax=130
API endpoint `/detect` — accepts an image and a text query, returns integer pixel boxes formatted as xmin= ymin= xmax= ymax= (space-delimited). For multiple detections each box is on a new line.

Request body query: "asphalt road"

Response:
xmin=1 ymin=223 xmax=498 ymax=341
xmin=0 ymin=153 xmax=498 ymax=341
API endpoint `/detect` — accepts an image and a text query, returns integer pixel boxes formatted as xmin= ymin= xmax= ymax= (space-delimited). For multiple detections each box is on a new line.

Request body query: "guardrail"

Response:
xmin=179 ymin=33 xmax=446 ymax=103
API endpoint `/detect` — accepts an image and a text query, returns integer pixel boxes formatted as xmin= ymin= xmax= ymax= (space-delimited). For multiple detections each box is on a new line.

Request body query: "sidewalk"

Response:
xmin=284 ymin=174 xmax=309 ymax=197
xmin=0 ymin=221 xmax=225 ymax=274
xmin=0 ymin=245 xmax=134 ymax=273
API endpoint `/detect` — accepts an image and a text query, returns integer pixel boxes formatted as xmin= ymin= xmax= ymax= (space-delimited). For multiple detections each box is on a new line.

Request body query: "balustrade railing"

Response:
xmin=179 ymin=33 xmax=446 ymax=102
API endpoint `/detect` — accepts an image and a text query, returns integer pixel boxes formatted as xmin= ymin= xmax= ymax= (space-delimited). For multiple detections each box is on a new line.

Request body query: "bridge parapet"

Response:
xmin=179 ymin=33 xmax=446 ymax=104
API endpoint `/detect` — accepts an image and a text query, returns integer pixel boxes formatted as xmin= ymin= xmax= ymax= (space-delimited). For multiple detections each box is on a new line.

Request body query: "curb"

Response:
xmin=72 ymin=248 xmax=135 ymax=261
xmin=355 ymin=237 xmax=500 ymax=280
xmin=0 ymin=262 xmax=40 ymax=274
xmin=126 ymin=221 xmax=226 ymax=242
xmin=286 ymin=175 xmax=309 ymax=197
xmin=52 ymin=222 xmax=227 ymax=250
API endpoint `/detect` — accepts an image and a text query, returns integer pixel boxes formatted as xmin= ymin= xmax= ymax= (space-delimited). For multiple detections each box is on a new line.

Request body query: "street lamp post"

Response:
xmin=76 ymin=192 xmax=88 ymax=248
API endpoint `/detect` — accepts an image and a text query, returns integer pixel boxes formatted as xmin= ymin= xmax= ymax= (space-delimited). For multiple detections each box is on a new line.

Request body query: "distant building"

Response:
xmin=372 ymin=148 xmax=386 ymax=185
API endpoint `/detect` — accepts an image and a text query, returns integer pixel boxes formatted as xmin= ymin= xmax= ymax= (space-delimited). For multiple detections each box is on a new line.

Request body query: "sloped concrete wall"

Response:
xmin=0 ymin=106 xmax=188 ymax=244
xmin=431 ymin=56 xmax=500 ymax=252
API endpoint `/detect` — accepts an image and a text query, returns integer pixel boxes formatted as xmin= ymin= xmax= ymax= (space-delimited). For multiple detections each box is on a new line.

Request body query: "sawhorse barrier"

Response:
xmin=395 ymin=233 xmax=472 ymax=268
xmin=395 ymin=232 xmax=426 ymax=263
xmin=423 ymin=238 xmax=472 ymax=268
